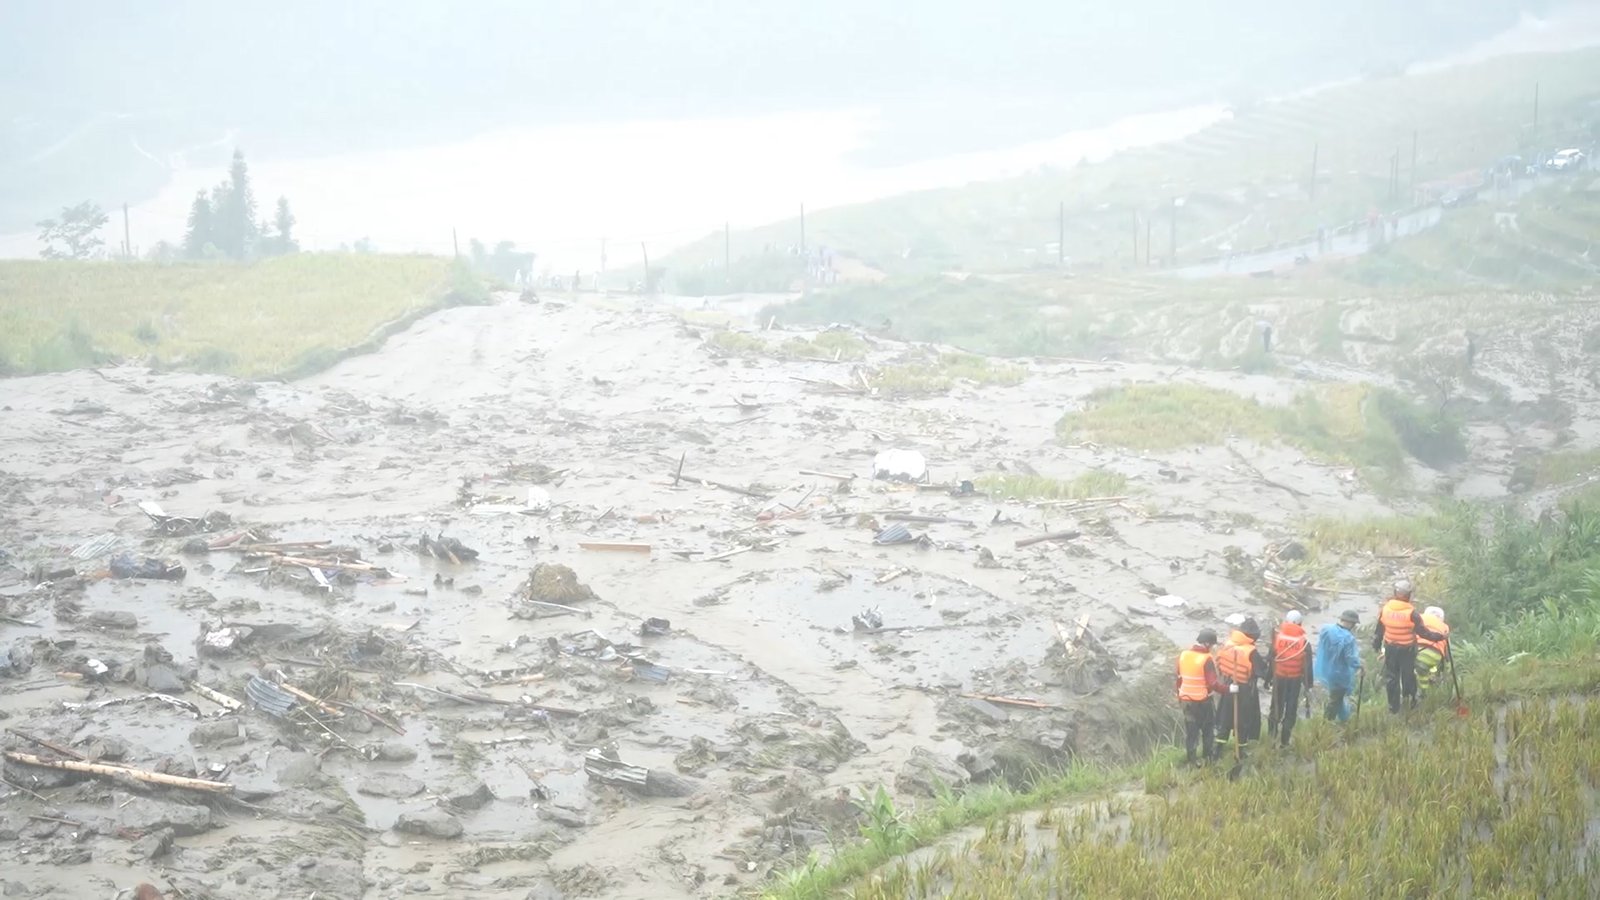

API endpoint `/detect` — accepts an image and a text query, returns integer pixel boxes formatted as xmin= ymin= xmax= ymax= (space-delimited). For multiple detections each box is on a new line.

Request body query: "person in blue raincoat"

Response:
xmin=1315 ymin=609 xmax=1364 ymax=721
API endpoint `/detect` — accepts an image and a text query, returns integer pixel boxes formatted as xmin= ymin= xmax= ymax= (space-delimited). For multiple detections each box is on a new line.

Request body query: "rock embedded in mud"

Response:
xmin=293 ymin=858 xmax=367 ymax=898
xmin=438 ymin=777 xmax=495 ymax=810
xmin=358 ymin=772 xmax=426 ymax=798
xmin=130 ymin=827 xmax=174 ymax=860
xmin=189 ymin=719 xmax=246 ymax=748
xmin=395 ymin=808 xmax=464 ymax=840
xmin=140 ymin=663 xmax=187 ymax=694
xmin=373 ymin=741 xmax=418 ymax=762
xmin=537 ymin=803 xmax=589 ymax=828
xmin=118 ymin=796 xmax=213 ymax=837
xmin=894 ymin=746 xmax=970 ymax=798
xmin=88 ymin=610 xmax=139 ymax=630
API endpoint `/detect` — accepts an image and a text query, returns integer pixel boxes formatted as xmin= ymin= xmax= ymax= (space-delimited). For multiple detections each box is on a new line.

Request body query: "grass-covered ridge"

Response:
xmin=0 ymin=254 xmax=479 ymax=378
xmin=1055 ymin=382 xmax=1465 ymax=476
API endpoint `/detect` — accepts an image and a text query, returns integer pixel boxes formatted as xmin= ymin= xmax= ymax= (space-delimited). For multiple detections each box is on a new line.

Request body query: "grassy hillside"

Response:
xmin=0 ymin=254 xmax=481 ymax=378
xmin=667 ymin=47 xmax=1600 ymax=284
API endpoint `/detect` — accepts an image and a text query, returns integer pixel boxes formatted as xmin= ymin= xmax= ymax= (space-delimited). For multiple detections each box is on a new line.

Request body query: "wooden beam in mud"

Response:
xmin=1014 ymin=529 xmax=1081 ymax=549
xmin=3 ymin=751 xmax=233 ymax=794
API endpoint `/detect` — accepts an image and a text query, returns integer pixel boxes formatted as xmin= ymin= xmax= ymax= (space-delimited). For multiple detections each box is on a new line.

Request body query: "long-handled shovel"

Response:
xmin=1226 ymin=687 xmax=1245 ymax=781
xmin=1446 ymin=643 xmax=1468 ymax=717
xmin=1353 ymin=668 xmax=1366 ymax=725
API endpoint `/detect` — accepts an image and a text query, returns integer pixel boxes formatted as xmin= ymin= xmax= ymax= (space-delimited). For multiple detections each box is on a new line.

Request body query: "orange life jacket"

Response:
xmin=1419 ymin=613 xmax=1449 ymax=655
xmin=1380 ymin=598 xmax=1416 ymax=646
xmin=1177 ymin=649 xmax=1212 ymax=701
xmin=1272 ymin=622 xmax=1309 ymax=678
xmin=1216 ymin=631 xmax=1255 ymax=684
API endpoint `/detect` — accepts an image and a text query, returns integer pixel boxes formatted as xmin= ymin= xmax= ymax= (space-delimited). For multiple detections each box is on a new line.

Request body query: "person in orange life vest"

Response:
xmin=1372 ymin=579 xmax=1447 ymax=713
xmin=1265 ymin=610 xmax=1314 ymax=747
xmin=1415 ymin=605 xmax=1451 ymax=688
xmin=1176 ymin=628 xmax=1225 ymax=766
xmin=1214 ymin=618 xmax=1268 ymax=755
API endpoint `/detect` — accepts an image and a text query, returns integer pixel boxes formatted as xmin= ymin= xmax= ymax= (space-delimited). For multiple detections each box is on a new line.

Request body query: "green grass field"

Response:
xmin=0 ymin=254 xmax=475 ymax=378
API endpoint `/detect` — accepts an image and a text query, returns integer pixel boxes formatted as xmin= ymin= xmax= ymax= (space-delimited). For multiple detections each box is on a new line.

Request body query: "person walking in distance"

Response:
xmin=1373 ymin=579 xmax=1447 ymax=713
xmin=1266 ymin=610 xmax=1314 ymax=747
xmin=1315 ymin=609 xmax=1363 ymax=722
xmin=1214 ymin=618 xmax=1267 ymax=756
xmin=1176 ymin=628 xmax=1225 ymax=766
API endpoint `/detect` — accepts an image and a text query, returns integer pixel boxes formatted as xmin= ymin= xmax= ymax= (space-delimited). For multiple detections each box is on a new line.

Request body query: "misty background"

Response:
xmin=0 ymin=0 xmax=1577 ymax=267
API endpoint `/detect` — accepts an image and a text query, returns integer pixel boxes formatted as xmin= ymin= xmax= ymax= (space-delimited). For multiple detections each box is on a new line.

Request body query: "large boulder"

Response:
xmin=894 ymin=747 xmax=969 ymax=798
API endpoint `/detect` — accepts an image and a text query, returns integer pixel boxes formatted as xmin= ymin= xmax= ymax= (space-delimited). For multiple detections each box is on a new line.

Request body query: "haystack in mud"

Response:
xmin=511 ymin=563 xmax=597 ymax=618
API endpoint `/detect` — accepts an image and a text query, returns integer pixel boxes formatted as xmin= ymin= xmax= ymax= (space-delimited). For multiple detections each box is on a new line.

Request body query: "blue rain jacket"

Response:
xmin=1314 ymin=624 xmax=1361 ymax=692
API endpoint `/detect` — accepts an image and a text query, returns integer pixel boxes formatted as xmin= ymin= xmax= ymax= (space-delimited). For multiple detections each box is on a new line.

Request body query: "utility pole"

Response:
xmin=1390 ymin=150 xmax=1400 ymax=203
xmin=799 ymin=203 xmax=806 ymax=256
xmin=1132 ymin=212 xmax=1139 ymax=266
xmin=1309 ymin=142 xmax=1319 ymax=201
xmin=452 ymin=228 xmax=459 ymax=259
xmin=1145 ymin=218 xmax=1152 ymax=266
xmin=1058 ymin=200 xmax=1065 ymax=266
xmin=1410 ymin=130 xmax=1418 ymax=194
xmin=122 ymin=203 xmax=131 ymax=258
xmin=1168 ymin=197 xmax=1179 ymax=266
xmin=640 ymin=242 xmax=650 ymax=295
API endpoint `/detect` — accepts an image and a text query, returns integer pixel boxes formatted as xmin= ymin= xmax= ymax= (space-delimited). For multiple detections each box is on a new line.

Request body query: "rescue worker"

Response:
xmin=1415 ymin=605 xmax=1451 ymax=688
xmin=1176 ymin=628 xmax=1224 ymax=766
xmin=1266 ymin=610 xmax=1314 ymax=747
xmin=1372 ymin=579 xmax=1447 ymax=713
xmin=1214 ymin=618 xmax=1268 ymax=755
xmin=1315 ymin=609 xmax=1363 ymax=721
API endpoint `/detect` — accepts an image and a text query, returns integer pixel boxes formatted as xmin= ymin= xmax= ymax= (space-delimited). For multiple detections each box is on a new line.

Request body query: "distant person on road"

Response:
xmin=1176 ymin=628 xmax=1225 ymax=766
xmin=1266 ymin=610 xmax=1314 ymax=747
xmin=1315 ymin=609 xmax=1363 ymax=722
xmin=1257 ymin=320 xmax=1273 ymax=354
xmin=1373 ymin=579 xmax=1447 ymax=713
xmin=1215 ymin=618 xmax=1267 ymax=756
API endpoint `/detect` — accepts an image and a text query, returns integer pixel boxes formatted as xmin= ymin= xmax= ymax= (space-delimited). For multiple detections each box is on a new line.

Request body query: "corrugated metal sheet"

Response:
xmin=245 ymin=676 xmax=298 ymax=718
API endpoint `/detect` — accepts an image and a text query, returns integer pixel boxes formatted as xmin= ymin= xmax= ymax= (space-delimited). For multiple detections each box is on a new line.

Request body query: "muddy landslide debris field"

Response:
xmin=0 ymin=291 xmax=1590 ymax=899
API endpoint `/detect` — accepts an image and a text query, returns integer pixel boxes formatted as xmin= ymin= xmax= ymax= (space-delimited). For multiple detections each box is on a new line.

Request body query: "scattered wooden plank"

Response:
xmin=799 ymin=469 xmax=855 ymax=481
xmin=5 ymin=728 xmax=86 ymax=760
xmin=886 ymin=513 xmax=973 ymax=525
xmin=3 ymin=751 xmax=233 ymax=793
xmin=875 ymin=567 xmax=910 ymax=585
xmin=958 ymin=693 xmax=1060 ymax=710
xmin=578 ymin=541 xmax=651 ymax=553
xmin=189 ymin=683 xmax=243 ymax=712
xmin=276 ymin=682 xmax=345 ymax=718
xmin=1015 ymin=529 xmax=1081 ymax=549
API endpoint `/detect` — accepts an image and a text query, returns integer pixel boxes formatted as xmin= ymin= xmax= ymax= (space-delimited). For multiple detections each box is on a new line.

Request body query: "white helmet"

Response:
xmin=1285 ymin=610 xmax=1303 ymax=625
xmin=1393 ymin=579 xmax=1414 ymax=598
xmin=1424 ymin=606 xmax=1444 ymax=621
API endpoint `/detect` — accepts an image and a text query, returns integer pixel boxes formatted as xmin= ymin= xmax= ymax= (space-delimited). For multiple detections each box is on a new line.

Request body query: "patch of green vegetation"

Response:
xmin=1303 ymin=513 xmax=1441 ymax=557
xmin=0 ymin=254 xmax=463 ymax=378
xmin=977 ymin=470 xmax=1128 ymax=501
xmin=1535 ymin=447 xmax=1600 ymax=487
xmin=767 ymin=276 xmax=1090 ymax=359
xmin=872 ymin=352 xmax=1026 ymax=397
xmin=704 ymin=329 xmax=769 ymax=356
xmin=778 ymin=330 xmax=870 ymax=361
xmin=1055 ymin=382 xmax=1462 ymax=478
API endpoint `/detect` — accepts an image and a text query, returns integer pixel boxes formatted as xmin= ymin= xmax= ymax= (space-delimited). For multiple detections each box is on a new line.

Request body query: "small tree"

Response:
xmin=209 ymin=149 xmax=259 ymax=259
xmin=272 ymin=197 xmax=297 ymax=254
xmin=183 ymin=191 xmax=214 ymax=258
xmin=36 ymin=201 xmax=109 ymax=259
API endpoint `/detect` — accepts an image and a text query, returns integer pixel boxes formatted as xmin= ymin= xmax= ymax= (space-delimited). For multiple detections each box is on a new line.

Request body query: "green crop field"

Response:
xmin=0 ymin=254 xmax=481 ymax=378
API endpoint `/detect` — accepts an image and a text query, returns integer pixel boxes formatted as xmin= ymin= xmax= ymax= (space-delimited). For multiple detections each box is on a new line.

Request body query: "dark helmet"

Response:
xmin=1240 ymin=617 xmax=1261 ymax=639
xmin=1196 ymin=628 xmax=1218 ymax=647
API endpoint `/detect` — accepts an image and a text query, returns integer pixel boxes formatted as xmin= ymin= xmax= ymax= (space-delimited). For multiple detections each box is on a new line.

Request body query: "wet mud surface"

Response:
xmin=0 ymin=290 xmax=1591 ymax=898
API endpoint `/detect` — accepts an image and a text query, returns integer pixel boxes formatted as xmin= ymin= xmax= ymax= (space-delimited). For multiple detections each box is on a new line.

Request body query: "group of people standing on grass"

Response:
xmin=1175 ymin=579 xmax=1451 ymax=766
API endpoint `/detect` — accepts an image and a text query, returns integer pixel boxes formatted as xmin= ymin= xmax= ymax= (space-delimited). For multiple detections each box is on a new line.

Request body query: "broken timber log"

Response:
xmin=957 ymin=693 xmax=1060 ymax=710
xmin=1015 ymin=529 xmax=1081 ymax=549
xmin=577 ymin=542 xmax=651 ymax=553
xmin=3 ymin=751 xmax=233 ymax=793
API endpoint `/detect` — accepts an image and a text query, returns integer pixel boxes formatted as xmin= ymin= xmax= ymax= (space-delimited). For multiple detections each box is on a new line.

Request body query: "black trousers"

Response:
xmin=1182 ymin=698 xmax=1215 ymax=762
xmin=1268 ymin=678 xmax=1304 ymax=746
xmin=1325 ymin=687 xmax=1351 ymax=721
xmin=1383 ymin=644 xmax=1419 ymax=712
xmin=1215 ymin=687 xmax=1261 ymax=750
